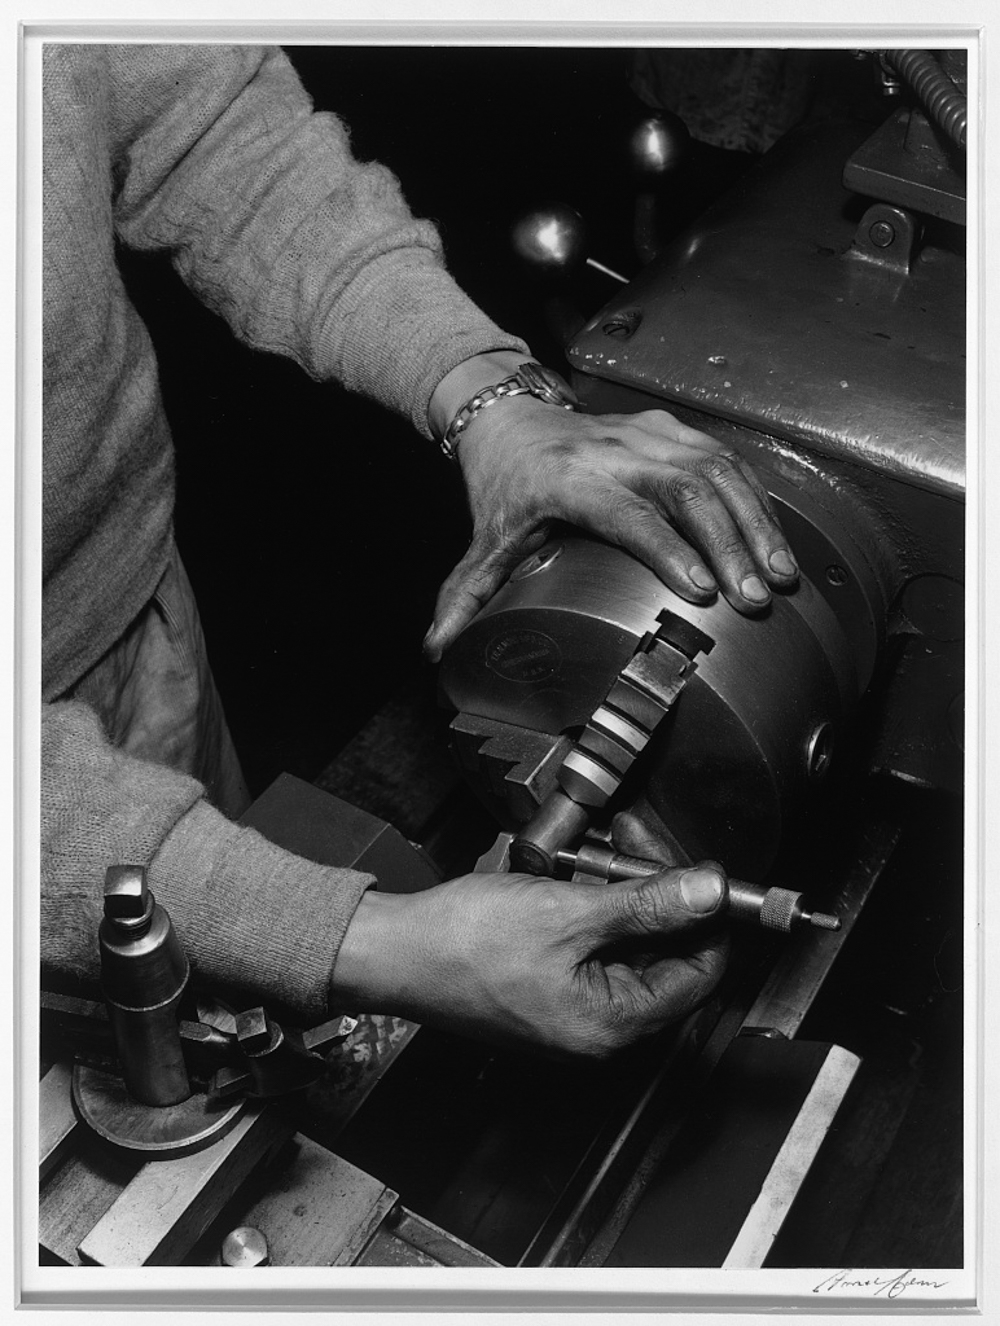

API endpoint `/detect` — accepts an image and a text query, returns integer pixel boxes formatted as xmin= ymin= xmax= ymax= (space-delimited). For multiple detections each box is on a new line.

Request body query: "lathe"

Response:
xmin=39 ymin=48 xmax=967 ymax=1273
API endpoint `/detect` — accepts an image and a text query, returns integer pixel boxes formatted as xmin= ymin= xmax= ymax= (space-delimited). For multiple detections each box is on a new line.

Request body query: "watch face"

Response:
xmin=518 ymin=362 xmax=580 ymax=409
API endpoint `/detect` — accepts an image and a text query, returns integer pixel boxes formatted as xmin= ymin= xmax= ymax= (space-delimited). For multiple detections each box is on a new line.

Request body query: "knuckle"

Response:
xmin=562 ymin=1006 xmax=621 ymax=1060
xmin=638 ymin=408 xmax=675 ymax=426
xmin=694 ymin=437 xmax=726 ymax=458
xmin=719 ymin=490 xmax=779 ymax=539
xmin=698 ymin=453 xmax=739 ymax=487
xmin=614 ymin=880 xmax=670 ymax=932
xmin=525 ymin=881 xmax=569 ymax=928
xmin=744 ymin=505 xmax=781 ymax=537
xmin=603 ymin=489 xmax=650 ymax=536
xmin=663 ymin=471 xmax=711 ymax=509
xmin=605 ymin=988 xmax=657 ymax=1050
xmin=541 ymin=436 xmax=581 ymax=465
xmin=712 ymin=525 xmax=752 ymax=557
xmin=588 ymin=1007 xmax=631 ymax=1058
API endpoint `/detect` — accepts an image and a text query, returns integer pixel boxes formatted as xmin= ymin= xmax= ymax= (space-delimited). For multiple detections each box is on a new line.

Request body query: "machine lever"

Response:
xmin=556 ymin=843 xmax=841 ymax=934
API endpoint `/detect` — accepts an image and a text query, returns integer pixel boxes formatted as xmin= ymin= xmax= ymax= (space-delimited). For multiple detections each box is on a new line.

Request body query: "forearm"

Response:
xmin=106 ymin=44 xmax=527 ymax=436
xmin=42 ymin=701 xmax=372 ymax=1022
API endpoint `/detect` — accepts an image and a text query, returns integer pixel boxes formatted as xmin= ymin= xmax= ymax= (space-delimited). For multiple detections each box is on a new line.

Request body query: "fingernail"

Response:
xmin=680 ymin=867 xmax=725 ymax=912
xmin=689 ymin=564 xmax=717 ymax=592
xmin=769 ymin=549 xmax=797 ymax=576
xmin=740 ymin=574 xmax=769 ymax=603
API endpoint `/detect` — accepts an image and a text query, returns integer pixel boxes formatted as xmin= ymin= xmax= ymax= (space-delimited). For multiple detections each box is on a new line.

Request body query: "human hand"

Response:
xmin=611 ymin=801 xmax=691 ymax=870
xmin=423 ymin=373 xmax=797 ymax=662
xmin=330 ymin=863 xmax=729 ymax=1058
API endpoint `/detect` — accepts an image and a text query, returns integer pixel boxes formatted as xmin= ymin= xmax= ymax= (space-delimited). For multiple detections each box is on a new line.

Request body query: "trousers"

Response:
xmin=62 ymin=543 xmax=251 ymax=821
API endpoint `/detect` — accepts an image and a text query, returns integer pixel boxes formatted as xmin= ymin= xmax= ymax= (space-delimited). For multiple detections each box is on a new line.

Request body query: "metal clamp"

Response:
xmin=510 ymin=609 xmax=714 ymax=874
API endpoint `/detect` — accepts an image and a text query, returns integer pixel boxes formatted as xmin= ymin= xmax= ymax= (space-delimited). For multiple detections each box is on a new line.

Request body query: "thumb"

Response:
xmin=422 ymin=527 xmax=547 ymax=662
xmin=596 ymin=862 xmax=728 ymax=942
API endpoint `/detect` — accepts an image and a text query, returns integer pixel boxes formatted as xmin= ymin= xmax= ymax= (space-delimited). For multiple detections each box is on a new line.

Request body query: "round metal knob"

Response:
xmin=511 ymin=204 xmax=588 ymax=275
xmin=628 ymin=113 xmax=689 ymax=177
xmin=221 ymin=1226 xmax=270 ymax=1268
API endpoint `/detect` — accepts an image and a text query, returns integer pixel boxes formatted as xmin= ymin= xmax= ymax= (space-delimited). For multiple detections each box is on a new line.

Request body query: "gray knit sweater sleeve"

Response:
xmin=105 ymin=44 xmax=527 ymax=437
xmin=42 ymin=701 xmax=372 ymax=1022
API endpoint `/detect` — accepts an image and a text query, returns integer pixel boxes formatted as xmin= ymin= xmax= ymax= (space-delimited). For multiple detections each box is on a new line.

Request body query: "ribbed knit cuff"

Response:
xmin=149 ymin=801 xmax=374 ymax=1023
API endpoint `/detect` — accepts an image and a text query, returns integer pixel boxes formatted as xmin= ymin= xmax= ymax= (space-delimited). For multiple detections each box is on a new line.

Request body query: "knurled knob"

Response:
xmin=758 ymin=886 xmax=801 ymax=933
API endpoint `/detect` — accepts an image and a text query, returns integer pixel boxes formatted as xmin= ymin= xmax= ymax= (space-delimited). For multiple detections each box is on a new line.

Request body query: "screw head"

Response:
xmin=601 ymin=309 xmax=641 ymax=339
xmin=826 ymin=564 xmax=849 ymax=587
xmin=869 ymin=219 xmax=896 ymax=248
xmin=221 ymin=1226 xmax=269 ymax=1268
xmin=103 ymin=865 xmax=150 ymax=922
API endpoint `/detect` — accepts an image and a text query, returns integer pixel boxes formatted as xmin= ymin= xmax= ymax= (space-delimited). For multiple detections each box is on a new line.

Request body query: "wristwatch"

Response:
xmin=439 ymin=361 xmax=579 ymax=461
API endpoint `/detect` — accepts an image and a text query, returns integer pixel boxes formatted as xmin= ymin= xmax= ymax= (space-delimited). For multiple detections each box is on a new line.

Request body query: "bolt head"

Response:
xmin=221 ymin=1226 xmax=269 ymax=1268
xmin=103 ymin=865 xmax=149 ymax=920
xmin=869 ymin=220 xmax=896 ymax=248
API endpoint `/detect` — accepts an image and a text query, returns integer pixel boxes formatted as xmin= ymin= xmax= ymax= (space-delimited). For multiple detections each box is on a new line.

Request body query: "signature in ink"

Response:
xmin=813 ymin=1268 xmax=951 ymax=1299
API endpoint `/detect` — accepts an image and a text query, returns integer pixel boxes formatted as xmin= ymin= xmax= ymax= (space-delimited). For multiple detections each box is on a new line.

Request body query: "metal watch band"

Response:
xmin=439 ymin=362 xmax=578 ymax=461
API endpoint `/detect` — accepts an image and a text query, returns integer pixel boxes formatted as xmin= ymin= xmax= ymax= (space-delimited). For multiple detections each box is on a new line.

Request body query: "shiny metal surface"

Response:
xmin=844 ymin=108 xmax=966 ymax=225
xmin=510 ymin=621 xmax=700 ymax=871
xmin=555 ymin=845 xmax=841 ymax=932
xmin=99 ymin=868 xmax=190 ymax=1108
xmin=511 ymin=204 xmax=627 ymax=283
xmin=72 ymin=1063 xmax=246 ymax=1157
xmin=221 ymin=1226 xmax=270 ymax=1268
xmin=511 ymin=204 xmax=588 ymax=272
xmin=442 ymin=534 xmax=856 ymax=728
xmin=510 ymin=789 xmax=590 ymax=875
xmin=567 ymin=119 xmax=965 ymax=499
xmin=628 ymin=113 xmax=688 ymax=176
xmin=441 ymin=527 xmax=871 ymax=876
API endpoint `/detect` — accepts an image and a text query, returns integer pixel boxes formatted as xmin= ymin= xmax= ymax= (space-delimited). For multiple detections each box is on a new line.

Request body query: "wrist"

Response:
xmin=431 ymin=356 xmax=579 ymax=463
xmin=428 ymin=350 xmax=529 ymax=442
xmin=330 ymin=890 xmax=415 ymax=1012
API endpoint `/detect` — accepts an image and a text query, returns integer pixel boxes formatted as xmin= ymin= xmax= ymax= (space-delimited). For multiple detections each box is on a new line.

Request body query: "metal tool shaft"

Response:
xmin=556 ymin=843 xmax=841 ymax=934
xmin=100 ymin=865 xmax=191 ymax=1106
